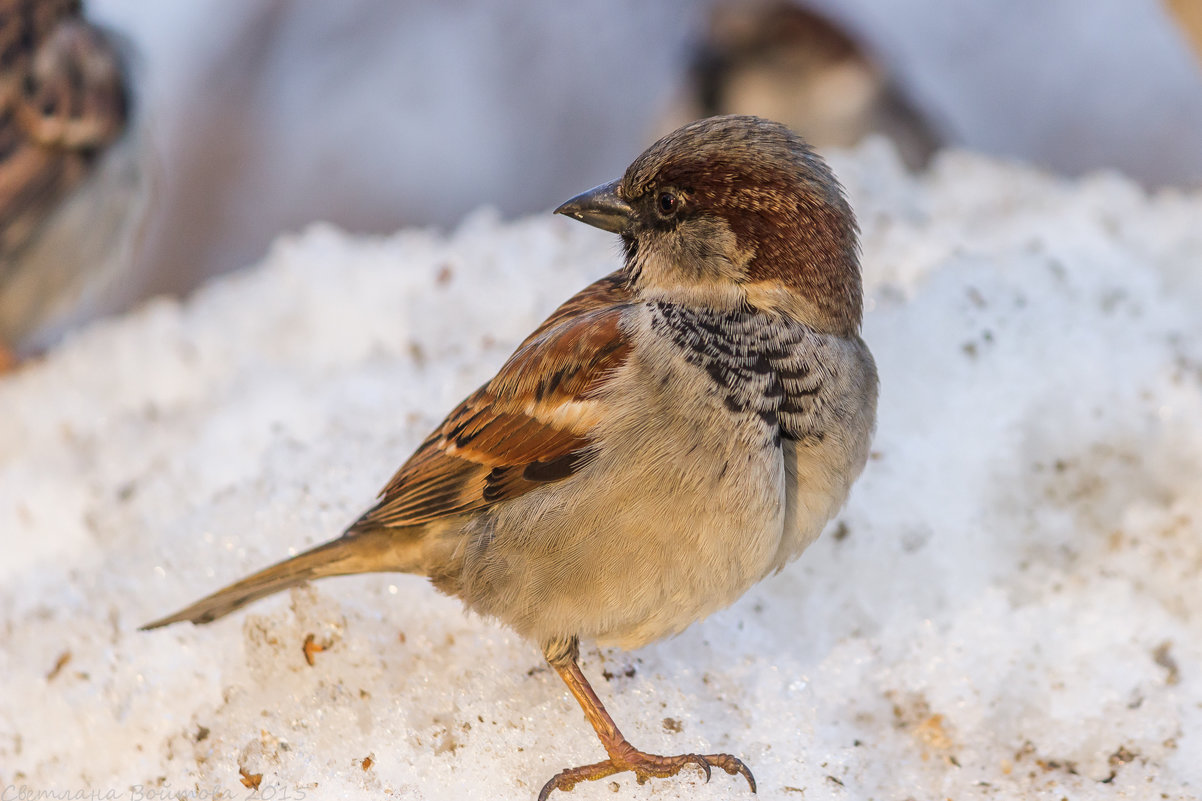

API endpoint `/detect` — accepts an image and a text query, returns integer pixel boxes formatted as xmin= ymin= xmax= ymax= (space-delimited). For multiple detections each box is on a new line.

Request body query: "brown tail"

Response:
xmin=140 ymin=526 xmax=424 ymax=630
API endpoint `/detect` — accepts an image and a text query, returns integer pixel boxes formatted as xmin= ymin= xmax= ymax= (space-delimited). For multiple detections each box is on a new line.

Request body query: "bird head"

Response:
xmin=556 ymin=115 xmax=862 ymax=335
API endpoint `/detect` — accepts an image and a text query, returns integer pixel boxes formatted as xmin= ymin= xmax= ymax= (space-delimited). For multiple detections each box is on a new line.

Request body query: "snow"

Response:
xmin=2 ymin=140 xmax=1201 ymax=800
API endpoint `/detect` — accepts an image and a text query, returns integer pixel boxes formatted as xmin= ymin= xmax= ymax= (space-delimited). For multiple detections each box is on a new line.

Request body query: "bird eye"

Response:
xmin=657 ymin=191 xmax=679 ymax=216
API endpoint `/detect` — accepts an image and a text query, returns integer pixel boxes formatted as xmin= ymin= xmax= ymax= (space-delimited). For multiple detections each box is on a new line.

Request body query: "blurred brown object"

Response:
xmin=1166 ymin=0 xmax=1202 ymax=65
xmin=664 ymin=0 xmax=938 ymax=168
xmin=0 ymin=0 xmax=135 ymax=357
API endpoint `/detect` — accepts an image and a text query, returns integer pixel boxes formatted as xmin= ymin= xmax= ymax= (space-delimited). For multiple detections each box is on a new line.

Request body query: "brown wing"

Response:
xmin=349 ymin=272 xmax=633 ymax=530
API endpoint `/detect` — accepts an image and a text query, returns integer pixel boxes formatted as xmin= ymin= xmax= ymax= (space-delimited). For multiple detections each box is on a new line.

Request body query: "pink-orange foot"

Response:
xmin=539 ymin=640 xmax=756 ymax=801
xmin=537 ymin=742 xmax=756 ymax=801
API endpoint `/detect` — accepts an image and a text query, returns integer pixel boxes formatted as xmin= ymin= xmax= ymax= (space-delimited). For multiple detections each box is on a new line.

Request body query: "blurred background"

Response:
xmin=3 ymin=0 xmax=1201 ymax=361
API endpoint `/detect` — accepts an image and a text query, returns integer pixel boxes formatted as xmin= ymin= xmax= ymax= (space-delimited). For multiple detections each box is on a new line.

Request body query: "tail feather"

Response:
xmin=140 ymin=526 xmax=423 ymax=630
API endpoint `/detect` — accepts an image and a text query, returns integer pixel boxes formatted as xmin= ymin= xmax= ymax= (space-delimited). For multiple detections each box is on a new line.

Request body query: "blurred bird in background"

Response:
xmin=662 ymin=1 xmax=937 ymax=169
xmin=0 ymin=0 xmax=141 ymax=366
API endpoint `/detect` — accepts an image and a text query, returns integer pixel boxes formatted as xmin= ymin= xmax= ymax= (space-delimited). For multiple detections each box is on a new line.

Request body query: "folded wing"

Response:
xmin=349 ymin=272 xmax=633 ymax=530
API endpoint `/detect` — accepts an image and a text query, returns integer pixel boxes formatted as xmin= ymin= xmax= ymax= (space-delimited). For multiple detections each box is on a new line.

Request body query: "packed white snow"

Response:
xmin=2 ymin=140 xmax=1200 ymax=800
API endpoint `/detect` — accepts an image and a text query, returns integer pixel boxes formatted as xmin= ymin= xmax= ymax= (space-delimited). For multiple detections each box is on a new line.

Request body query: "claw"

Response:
xmin=537 ymin=774 xmax=560 ymax=801
xmin=706 ymin=753 xmax=757 ymax=793
xmin=537 ymin=751 xmax=754 ymax=800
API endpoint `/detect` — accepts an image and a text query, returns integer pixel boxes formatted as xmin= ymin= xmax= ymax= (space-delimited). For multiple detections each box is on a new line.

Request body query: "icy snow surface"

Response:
xmin=2 ymin=141 xmax=1201 ymax=800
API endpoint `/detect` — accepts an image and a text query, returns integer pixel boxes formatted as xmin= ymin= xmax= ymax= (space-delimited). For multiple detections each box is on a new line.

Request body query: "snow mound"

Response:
xmin=2 ymin=141 xmax=1200 ymax=799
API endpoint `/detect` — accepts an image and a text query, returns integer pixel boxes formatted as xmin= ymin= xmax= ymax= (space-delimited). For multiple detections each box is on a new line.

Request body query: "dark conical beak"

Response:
xmin=554 ymin=179 xmax=633 ymax=234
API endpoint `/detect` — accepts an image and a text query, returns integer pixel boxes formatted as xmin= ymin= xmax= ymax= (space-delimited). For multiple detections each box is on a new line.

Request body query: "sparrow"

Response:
xmin=678 ymin=2 xmax=937 ymax=168
xmin=143 ymin=114 xmax=879 ymax=800
xmin=0 ymin=0 xmax=130 ymax=362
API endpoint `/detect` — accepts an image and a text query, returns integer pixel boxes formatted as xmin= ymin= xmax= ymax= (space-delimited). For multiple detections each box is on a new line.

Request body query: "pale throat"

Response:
xmin=628 ymin=217 xmax=753 ymax=312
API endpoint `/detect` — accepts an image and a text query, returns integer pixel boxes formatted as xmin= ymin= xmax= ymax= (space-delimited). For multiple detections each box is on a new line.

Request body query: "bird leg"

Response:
xmin=537 ymin=640 xmax=756 ymax=801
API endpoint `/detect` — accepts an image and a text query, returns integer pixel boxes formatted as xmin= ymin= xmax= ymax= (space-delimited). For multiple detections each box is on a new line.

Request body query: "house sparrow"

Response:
xmin=143 ymin=115 xmax=878 ymax=799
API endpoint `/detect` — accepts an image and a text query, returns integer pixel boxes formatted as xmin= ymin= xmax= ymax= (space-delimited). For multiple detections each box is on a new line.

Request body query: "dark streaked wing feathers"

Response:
xmin=348 ymin=272 xmax=632 ymax=530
